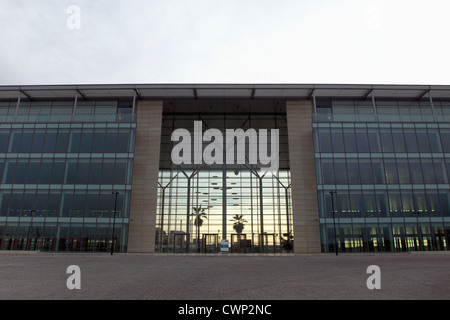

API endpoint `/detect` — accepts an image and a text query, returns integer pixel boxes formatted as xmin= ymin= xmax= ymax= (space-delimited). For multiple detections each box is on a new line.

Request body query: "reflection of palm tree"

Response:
xmin=231 ymin=214 xmax=247 ymax=235
xmin=191 ymin=206 xmax=207 ymax=253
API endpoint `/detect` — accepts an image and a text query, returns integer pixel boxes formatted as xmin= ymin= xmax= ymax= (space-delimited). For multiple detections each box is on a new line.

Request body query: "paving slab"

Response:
xmin=0 ymin=252 xmax=449 ymax=300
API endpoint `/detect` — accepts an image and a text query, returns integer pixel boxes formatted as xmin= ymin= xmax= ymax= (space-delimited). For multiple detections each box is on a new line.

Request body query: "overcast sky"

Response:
xmin=1 ymin=0 xmax=449 ymax=85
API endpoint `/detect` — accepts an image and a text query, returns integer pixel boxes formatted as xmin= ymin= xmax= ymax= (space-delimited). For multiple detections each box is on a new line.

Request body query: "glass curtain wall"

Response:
xmin=156 ymin=100 xmax=292 ymax=253
xmin=314 ymin=98 xmax=450 ymax=252
xmin=0 ymin=99 xmax=135 ymax=252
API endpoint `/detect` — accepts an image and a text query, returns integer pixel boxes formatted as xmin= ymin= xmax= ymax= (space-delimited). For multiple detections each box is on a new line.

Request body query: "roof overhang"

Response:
xmin=1 ymin=84 xmax=450 ymax=101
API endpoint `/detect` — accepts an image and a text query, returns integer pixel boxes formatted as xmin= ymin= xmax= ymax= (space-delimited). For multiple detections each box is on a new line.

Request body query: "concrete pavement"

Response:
xmin=0 ymin=252 xmax=449 ymax=300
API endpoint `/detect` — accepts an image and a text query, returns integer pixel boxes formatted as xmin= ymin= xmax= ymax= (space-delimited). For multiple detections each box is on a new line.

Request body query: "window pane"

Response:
xmin=69 ymin=129 xmax=81 ymax=153
xmin=51 ymin=101 xmax=73 ymax=115
xmin=0 ymin=160 xmax=4 ymax=182
xmin=114 ymin=160 xmax=127 ymax=185
xmin=47 ymin=193 xmax=61 ymax=217
xmin=384 ymin=159 xmax=398 ymax=184
xmin=321 ymin=159 xmax=335 ymax=185
xmin=75 ymin=160 xmax=90 ymax=184
xmin=426 ymin=191 xmax=440 ymax=216
xmin=61 ymin=192 xmax=73 ymax=217
xmin=65 ymin=161 xmax=77 ymax=184
xmin=0 ymin=130 xmax=11 ymax=153
xmin=318 ymin=128 xmax=332 ymax=153
xmin=14 ymin=161 xmax=28 ymax=184
xmin=101 ymin=160 xmax=115 ymax=184
xmin=336 ymin=192 xmax=350 ymax=217
xmin=363 ymin=190 xmax=376 ymax=217
xmin=27 ymin=161 xmax=40 ymax=184
xmin=414 ymin=191 xmax=428 ymax=215
xmin=9 ymin=192 xmax=23 ymax=216
xmin=117 ymin=130 xmax=131 ymax=153
xmin=355 ymin=128 xmax=369 ymax=153
xmin=9 ymin=129 xmax=22 ymax=153
xmin=439 ymin=191 xmax=450 ymax=217
xmin=380 ymin=128 xmax=394 ymax=152
xmin=388 ymin=190 xmax=402 ymax=217
xmin=31 ymin=130 xmax=45 ymax=153
xmin=92 ymin=130 xmax=106 ymax=153
xmin=76 ymin=102 xmax=95 ymax=115
xmin=371 ymin=158 xmax=385 ymax=184
xmin=392 ymin=129 xmax=406 ymax=153
xmin=39 ymin=161 xmax=52 ymax=184
xmin=375 ymin=191 xmax=389 ymax=217
xmin=409 ymin=160 xmax=423 ymax=184
xmin=72 ymin=192 xmax=86 ymax=217
xmin=89 ymin=160 xmax=102 ymax=184
xmin=21 ymin=192 xmax=36 ymax=216
xmin=19 ymin=129 xmax=33 ymax=153
xmin=401 ymin=190 xmax=414 ymax=215
xmin=428 ymin=129 xmax=442 ymax=153
xmin=104 ymin=130 xmax=118 ymax=153
xmin=34 ymin=192 xmax=49 ymax=217
xmin=50 ymin=160 xmax=65 ymax=184
xmin=55 ymin=129 xmax=69 ymax=153
xmin=86 ymin=193 xmax=99 ymax=217
xmin=0 ymin=191 xmax=11 ymax=217
xmin=346 ymin=159 xmax=360 ymax=184
xmin=79 ymin=129 xmax=94 ymax=153
xmin=43 ymin=129 xmax=57 ymax=153
xmin=396 ymin=159 xmax=411 ymax=184
xmin=331 ymin=128 xmax=345 ymax=153
xmin=446 ymin=160 xmax=450 ymax=185
xmin=343 ymin=128 xmax=357 ymax=153
xmin=4 ymin=161 xmax=16 ymax=184
xmin=440 ymin=129 xmax=450 ymax=153
xmin=404 ymin=129 xmax=419 ymax=153
xmin=367 ymin=128 xmax=381 ymax=152
xmin=98 ymin=193 xmax=113 ymax=217
xmin=421 ymin=159 xmax=436 ymax=184
xmin=349 ymin=191 xmax=363 ymax=217
xmin=416 ymin=129 xmax=431 ymax=153
xmin=334 ymin=159 xmax=347 ymax=185
xmin=359 ymin=159 xmax=373 ymax=184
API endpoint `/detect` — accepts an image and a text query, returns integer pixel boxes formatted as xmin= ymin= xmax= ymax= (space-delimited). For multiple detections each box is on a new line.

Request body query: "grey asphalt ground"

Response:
xmin=0 ymin=251 xmax=449 ymax=300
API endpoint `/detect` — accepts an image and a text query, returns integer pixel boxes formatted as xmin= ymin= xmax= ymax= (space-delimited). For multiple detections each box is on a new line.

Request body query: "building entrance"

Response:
xmin=156 ymin=107 xmax=293 ymax=254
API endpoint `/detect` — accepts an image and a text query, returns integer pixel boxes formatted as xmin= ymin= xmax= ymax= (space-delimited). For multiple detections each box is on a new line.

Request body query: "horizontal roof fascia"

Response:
xmin=1 ymin=84 xmax=450 ymax=101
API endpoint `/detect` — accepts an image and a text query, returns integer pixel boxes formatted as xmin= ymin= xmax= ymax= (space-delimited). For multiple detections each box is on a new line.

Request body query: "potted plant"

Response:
xmin=281 ymin=231 xmax=294 ymax=253
xmin=231 ymin=214 xmax=247 ymax=235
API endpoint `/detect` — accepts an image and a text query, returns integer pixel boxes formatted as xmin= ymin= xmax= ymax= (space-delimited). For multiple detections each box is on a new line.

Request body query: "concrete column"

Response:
xmin=127 ymin=100 xmax=163 ymax=253
xmin=286 ymin=101 xmax=321 ymax=253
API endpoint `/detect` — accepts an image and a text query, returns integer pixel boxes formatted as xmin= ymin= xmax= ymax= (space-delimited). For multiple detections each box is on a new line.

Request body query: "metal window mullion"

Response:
xmin=15 ymin=94 xmax=21 ymax=116
xmin=371 ymin=93 xmax=377 ymax=116
xmin=72 ymin=95 xmax=78 ymax=117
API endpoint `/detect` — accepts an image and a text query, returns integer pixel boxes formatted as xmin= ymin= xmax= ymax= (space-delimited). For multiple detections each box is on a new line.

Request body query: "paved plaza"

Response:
xmin=0 ymin=252 xmax=449 ymax=300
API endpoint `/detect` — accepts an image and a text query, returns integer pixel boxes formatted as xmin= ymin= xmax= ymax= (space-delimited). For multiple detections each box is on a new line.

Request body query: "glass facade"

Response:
xmin=314 ymin=98 xmax=450 ymax=252
xmin=156 ymin=100 xmax=293 ymax=253
xmin=0 ymin=99 xmax=135 ymax=252
xmin=2 ymin=85 xmax=449 ymax=254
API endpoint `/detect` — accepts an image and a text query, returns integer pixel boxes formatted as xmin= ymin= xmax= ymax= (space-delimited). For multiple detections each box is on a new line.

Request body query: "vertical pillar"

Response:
xmin=286 ymin=101 xmax=321 ymax=253
xmin=127 ymin=100 xmax=163 ymax=253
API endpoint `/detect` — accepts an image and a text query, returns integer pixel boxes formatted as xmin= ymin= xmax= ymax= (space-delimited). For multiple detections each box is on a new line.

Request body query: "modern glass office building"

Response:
xmin=0 ymin=84 xmax=449 ymax=253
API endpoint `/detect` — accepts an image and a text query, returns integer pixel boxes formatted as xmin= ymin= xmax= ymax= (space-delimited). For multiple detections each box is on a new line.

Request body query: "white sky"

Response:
xmin=0 ymin=0 xmax=449 ymax=85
